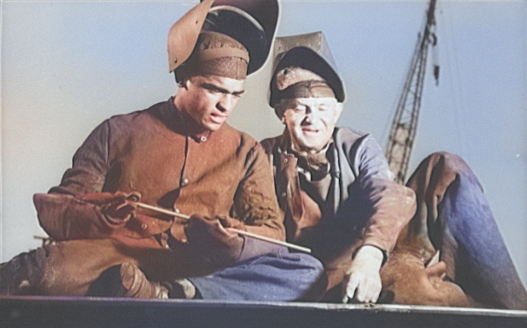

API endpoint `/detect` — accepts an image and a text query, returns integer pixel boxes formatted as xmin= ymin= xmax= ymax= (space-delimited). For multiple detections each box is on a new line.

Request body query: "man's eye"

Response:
xmin=204 ymin=86 xmax=222 ymax=94
xmin=293 ymin=106 xmax=306 ymax=112
xmin=205 ymin=88 xmax=219 ymax=94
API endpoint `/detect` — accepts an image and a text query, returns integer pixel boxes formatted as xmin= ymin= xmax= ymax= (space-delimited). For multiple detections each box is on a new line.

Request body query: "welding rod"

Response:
xmin=135 ymin=202 xmax=311 ymax=253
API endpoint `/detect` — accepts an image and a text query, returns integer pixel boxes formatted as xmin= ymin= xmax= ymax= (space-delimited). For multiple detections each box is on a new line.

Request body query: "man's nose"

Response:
xmin=304 ymin=108 xmax=320 ymax=123
xmin=217 ymin=94 xmax=235 ymax=113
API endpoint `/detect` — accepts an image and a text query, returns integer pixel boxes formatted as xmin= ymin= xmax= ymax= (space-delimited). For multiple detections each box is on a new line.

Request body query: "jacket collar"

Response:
xmin=157 ymin=97 xmax=212 ymax=141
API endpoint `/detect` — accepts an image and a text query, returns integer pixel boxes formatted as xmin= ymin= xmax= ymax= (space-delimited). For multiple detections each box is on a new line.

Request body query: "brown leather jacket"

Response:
xmin=261 ymin=128 xmax=415 ymax=289
xmin=35 ymin=98 xmax=284 ymax=251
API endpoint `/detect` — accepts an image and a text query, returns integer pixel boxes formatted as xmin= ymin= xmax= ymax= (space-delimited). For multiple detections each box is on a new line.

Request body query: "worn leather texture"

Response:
xmin=262 ymin=128 xmax=415 ymax=290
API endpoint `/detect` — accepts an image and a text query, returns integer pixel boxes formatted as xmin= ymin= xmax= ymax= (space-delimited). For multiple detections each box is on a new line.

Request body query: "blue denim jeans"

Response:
xmin=189 ymin=247 xmax=327 ymax=301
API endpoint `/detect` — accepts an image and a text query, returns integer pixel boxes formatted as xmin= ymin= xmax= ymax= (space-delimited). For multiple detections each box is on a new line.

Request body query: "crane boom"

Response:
xmin=385 ymin=0 xmax=437 ymax=184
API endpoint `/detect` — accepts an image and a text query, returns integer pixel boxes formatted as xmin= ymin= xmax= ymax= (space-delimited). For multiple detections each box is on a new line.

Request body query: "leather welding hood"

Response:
xmin=269 ymin=31 xmax=345 ymax=107
xmin=168 ymin=0 xmax=279 ymax=79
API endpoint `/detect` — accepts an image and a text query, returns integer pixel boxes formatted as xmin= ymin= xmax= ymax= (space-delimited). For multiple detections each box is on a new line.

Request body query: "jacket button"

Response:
xmin=281 ymin=192 xmax=287 ymax=198
xmin=200 ymin=136 xmax=207 ymax=142
xmin=141 ymin=224 xmax=148 ymax=230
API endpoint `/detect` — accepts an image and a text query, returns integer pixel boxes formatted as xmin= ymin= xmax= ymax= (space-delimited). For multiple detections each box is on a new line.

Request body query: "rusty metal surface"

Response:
xmin=1 ymin=296 xmax=526 ymax=328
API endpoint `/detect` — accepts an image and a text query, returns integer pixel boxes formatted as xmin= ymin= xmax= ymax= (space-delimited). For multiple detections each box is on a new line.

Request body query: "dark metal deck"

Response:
xmin=1 ymin=296 xmax=526 ymax=328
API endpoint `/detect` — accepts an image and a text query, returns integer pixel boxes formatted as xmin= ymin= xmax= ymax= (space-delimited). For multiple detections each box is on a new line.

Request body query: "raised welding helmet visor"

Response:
xmin=269 ymin=31 xmax=345 ymax=107
xmin=168 ymin=0 xmax=279 ymax=79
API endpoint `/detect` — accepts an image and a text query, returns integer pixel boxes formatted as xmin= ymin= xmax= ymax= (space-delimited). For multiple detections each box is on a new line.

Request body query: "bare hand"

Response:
xmin=342 ymin=245 xmax=384 ymax=303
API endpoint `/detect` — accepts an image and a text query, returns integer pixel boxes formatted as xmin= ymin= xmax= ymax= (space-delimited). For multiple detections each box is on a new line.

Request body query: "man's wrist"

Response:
xmin=353 ymin=245 xmax=384 ymax=270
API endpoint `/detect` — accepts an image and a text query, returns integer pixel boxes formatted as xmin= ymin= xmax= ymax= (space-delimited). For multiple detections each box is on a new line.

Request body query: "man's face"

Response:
xmin=178 ymin=75 xmax=245 ymax=131
xmin=280 ymin=97 xmax=343 ymax=152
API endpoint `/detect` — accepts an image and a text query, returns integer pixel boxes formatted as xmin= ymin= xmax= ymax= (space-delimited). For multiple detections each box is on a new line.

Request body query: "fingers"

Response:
xmin=424 ymin=261 xmax=447 ymax=279
xmin=342 ymin=272 xmax=382 ymax=304
xmin=342 ymin=272 xmax=360 ymax=303
xmin=102 ymin=198 xmax=136 ymax=223
xmin=187 ymin=215 xmax=238 ymax=239
xmin=356 ymin=276 xmax=381 ymax=303
xmin=112 ymin=199 xmax=136 ymax=217
xmin=123 ymin=192 xmax=141 ymax=203
xmin=215 ymin=216 xmax=246 ymax=231
xmin=216 ymin=216 xmax=232 ymax=227
xmin=100 ymin=192 xmax=140 ymax=223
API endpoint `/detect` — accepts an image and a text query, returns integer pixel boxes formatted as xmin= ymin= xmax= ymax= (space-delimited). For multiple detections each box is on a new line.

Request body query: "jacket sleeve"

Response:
xmin=49 ymin=120 xmax=110 ymax=196
xmin=351 ymin=136 xmax=416 ymax=256
xmin=233 ymin=143 xmax=286 ymax=242
xmin=36 ymin=120 xmax=117 ymax=240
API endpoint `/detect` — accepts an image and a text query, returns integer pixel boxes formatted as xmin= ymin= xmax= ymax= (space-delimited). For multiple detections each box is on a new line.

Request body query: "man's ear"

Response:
xmin=335 ymin=102 xmax=344 ymax=120
xmin=177 ymin=78 xmax=189 ymax=90
xmin=274 ymin=103 xmax=287 ymax=123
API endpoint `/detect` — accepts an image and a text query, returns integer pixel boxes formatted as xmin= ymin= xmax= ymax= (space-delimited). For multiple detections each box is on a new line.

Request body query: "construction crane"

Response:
xmin=385 ymin=0 xmax=438 ymax=184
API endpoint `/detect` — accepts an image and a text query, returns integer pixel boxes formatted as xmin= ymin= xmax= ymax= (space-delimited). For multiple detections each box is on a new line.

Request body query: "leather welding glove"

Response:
xmin=34 ymin=191 xmax=141 ymax=241
xmin=342 ymin=245 xmax=384 ymax=304
xmin=184 ymin=214 xmax=244 ymax=268
xmin=215 ymin=215 xmax=247 ymax=231
xmin=82 ymin=191 xmax=140 ymax=224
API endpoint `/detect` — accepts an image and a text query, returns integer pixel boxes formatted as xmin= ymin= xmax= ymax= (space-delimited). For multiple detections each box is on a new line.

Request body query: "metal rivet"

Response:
xmin=200 ymin=136 xmax=207 ymax=142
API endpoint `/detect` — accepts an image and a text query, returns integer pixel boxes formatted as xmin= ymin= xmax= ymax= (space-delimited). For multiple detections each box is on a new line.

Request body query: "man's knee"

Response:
xmin=408 ymin=151 xmax=482 ymax=199
xmin=282 ymin=252 xmax=328 ymax=301
xmin=423 ymin=152 xmax=474 ymax=178
xmin=249 ymin=250 xmax=328 ymax=301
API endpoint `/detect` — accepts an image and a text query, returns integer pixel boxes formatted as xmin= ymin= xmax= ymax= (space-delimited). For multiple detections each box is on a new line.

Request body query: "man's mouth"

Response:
xmin=302 ymin=128 xmax=320 ymax=134
xmin=210 ymin=113 xmax=227 ymax=124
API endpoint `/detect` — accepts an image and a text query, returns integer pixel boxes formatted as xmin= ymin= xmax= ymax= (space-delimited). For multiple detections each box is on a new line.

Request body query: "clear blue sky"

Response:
xmin=1 ymin=0 xmax=526 ymax=285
